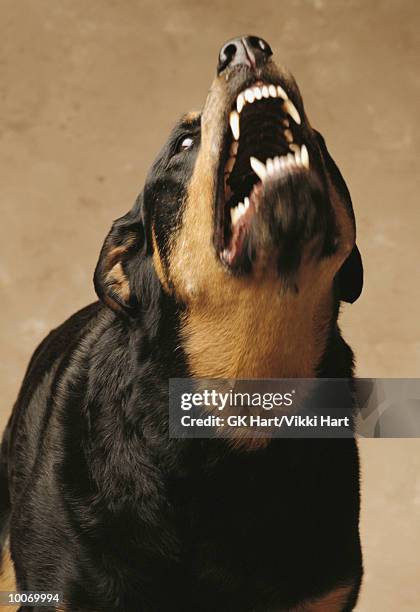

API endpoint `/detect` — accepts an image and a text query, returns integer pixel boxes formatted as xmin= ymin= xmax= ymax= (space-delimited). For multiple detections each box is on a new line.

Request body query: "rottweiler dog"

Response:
xmin=0 ymin=36 xmax=364 ymax=611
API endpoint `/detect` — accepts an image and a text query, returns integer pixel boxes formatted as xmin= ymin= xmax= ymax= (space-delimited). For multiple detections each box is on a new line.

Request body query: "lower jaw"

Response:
xmin=216 ymin=169 xmax=330 ymax=280
xmin=218 ymin=174 xmax=302 ymax=273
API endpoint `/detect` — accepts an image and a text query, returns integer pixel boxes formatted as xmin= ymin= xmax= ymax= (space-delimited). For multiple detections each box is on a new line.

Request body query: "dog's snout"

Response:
xmin=217 ymin=35 xmax=272 ymax=74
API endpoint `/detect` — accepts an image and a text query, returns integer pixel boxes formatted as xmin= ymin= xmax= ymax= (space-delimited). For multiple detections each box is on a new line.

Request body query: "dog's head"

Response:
xmin=95 ymin=36 xmax=363 ymax=376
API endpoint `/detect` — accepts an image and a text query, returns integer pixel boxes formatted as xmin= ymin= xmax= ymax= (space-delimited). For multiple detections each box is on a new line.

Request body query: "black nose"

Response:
xmin=217 ymin=36 xmax=272 ymax=74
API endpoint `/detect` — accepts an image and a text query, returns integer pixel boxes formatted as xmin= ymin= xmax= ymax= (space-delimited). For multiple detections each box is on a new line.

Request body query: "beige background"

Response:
xmin=1 ymin=1 xmax=419 ymax=610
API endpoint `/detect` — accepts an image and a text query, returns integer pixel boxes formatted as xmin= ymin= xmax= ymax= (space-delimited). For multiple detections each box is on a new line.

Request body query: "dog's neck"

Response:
xmin=180 ymin=276 xmax=335 ymax=379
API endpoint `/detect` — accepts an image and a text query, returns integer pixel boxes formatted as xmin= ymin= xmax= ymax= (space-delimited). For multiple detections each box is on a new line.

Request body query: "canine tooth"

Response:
xmin=301 ymin=144 xmax=309 ymax=168
xmin=289 ymin=143 xmax=299 ymax=153
xmin=284 ymin=129 xmax=293 ymax=143
xmin=266 ymin=158 xmax=274 ymax=174
xmin=231 ymin=206 xmax=240 ymax=225
xmin=250 ymin=156 xmax=267 ymax=180
xmin=253 ymin=87 xmax=262 ymax=100
xmin=229 ymin=110 xmax=240 ymax=140
xmin=283 ymin=99 xmax=301 ymax=125
xmin=245 ymin=89 xmax=255 ymax=103
xmin=276 ymin=85 xmax=288 ymax=100
xmin=225 ymin=156 xmax=236 ymax=173
xmin=230 ymin=140 xmax=239 ymax=156
xmin=269 ymin=84 xmax=277 ymax=98
xmin=262 ymin=85 xmax=269 ymax=98
xmin=238 ymin=202 xmax=246 ymax=215
xmin=237 ymin=93 xmax=245 ymax=113
xmin=244 ymin=196 xmax=250 ymax=209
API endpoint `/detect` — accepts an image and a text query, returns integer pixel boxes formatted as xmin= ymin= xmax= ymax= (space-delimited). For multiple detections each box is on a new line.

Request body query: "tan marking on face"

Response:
xmin=294 ymin=583 xmax=354 ymax=611
xmin=0 ymin=541 xmax=18 ymax=611
xmin=167 ymin=75 xmax=230 ymax=303
xmin=105 ymin=244 xmax=127 ymax=266
xmin=183 ymin=110 xmax=201 ymax=124
xmin=152 ymin=226 xmax=171 ymax=293
xmin=105 ymin=261 xmax=130 ymax=302
xmin=103 ymin=234 xmax=138 ymax=307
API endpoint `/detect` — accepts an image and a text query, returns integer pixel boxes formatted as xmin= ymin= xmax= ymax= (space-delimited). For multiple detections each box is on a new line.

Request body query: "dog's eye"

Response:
xmin=178 ymin=136 xmax=194 ymax=152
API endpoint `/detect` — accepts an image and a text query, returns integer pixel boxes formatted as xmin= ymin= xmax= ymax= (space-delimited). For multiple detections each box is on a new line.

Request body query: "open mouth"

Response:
xmin=217 ymin=81 xmax=310 ymax=269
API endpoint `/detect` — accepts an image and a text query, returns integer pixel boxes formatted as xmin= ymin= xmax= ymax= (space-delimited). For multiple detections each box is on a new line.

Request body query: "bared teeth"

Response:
xmin=230 ymin=201 xmax=248 ymax=226
xmin=231 ymin=206 xmax=240 ymax=225
xmin=229 ymin=84 xmax=308 ymax=208
xmin=229 ymin=110 xmax=240 ymax=140
xmin=283 ymin=99 xmax=301 ymax=125
xmin=245 ymin=89 xmax=255 ymax=103
xmin=301 ymin=144 xmax=309 ymax=168
xmin=236 ymin=93 xmax=245 ymax=113
xmin=249 ymin=149 xmax=309 ymax=184
xmin=276 ymin=85 xmax=288 ymax=100
xmin=250 ymin=156 xmax=267 ymax=181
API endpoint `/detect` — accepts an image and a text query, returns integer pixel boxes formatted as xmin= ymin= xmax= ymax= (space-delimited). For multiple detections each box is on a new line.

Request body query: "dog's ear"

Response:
xmin=337 ymin=244 xmax=363 ymax=303
xmin=94 ymin=194 xmax=160 ymax=314
xmin=314 ymin=131 xmax=364 ymax=304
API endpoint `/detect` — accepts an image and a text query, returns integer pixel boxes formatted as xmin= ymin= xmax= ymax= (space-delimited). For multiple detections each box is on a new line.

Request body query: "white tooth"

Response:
xmin=262 ymin=85 xmax=269 ymax=98
xmin=294 ymin=150 xmax=302 ymax=167
xmin=282 ymin=118 xmax=290 ymax=127
xmin=238 ymin=202 xmax=246 ymax=215
xmin=289 ymin=143 xmax=299 ymax=153
xmin=283 ymin=99 xmax=301 ymax=125
xmin=245 ymin=89 xmax=255 ymax=103
xmin=253 ymin=87 xmax=262 ymax=100
xmin=225 ymin=156 xmax=235 ymax=174
xmin=274 ymin=157 xmax=281 ymax=172
xmin=280 ymin=156 xmax=286 ymax=169
xmin=250 ymin=156 xmax=267 ymax=180
xmin=301 ymin=144 xmax=309 ymax=168
xmin=231 ymin=206 xmax=240 ymax=225
xmin=229 ymin=110 xmax=240 ymax=140
xmin=284 ymin=129 xmax=293 ymax=143
xmin=276 ymin=85 xmax=288 ymax=100
xmin=244 ymin=196 xmax=250 ymax=208
xmin=230 ymin=140 xmax=239 ymax=156
xmin=237 ymin=93 xmax=245 ymax=113
xmin=266 ymin=158 xmax=274 ymax=175
xmin=269 ymin=84 xmax=277 ymax=98
xmin=287 ymin=153 xmax=295 ymax=166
